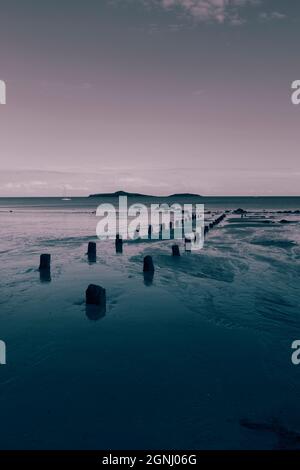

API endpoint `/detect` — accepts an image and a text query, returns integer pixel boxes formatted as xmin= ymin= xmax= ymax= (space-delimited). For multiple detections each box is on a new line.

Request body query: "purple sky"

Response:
xmin=0 ymin=0 xmax=299 ymax=196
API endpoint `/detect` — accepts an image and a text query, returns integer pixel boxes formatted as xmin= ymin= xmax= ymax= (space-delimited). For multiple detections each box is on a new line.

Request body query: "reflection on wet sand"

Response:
xmin=85 ymin=304 xmax=106 ymax=321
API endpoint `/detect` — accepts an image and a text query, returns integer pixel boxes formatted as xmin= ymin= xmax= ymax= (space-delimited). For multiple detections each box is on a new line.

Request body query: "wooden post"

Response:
xmin=115 ymin=234 xmax=123 ymax=253
xmin=86 ymin=284 xmax=106 ymax=307
xmin=143 ymin=255 xmax=155 ymax=273
xmin=172 ymin=244 xmax=180 ymax=256
xmin=39 ymin=254 xmax=51 ymax=270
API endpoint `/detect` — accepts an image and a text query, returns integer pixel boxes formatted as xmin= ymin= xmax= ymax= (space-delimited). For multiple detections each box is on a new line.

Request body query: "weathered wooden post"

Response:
xmin=172 ymin=244 xmax=180 ymax=256
xmin=115 ymin=234 xmax=123 ymax=253
xmin=39 ymin=254 xmax=51 ymax=282
xmin=87 ymin=242 xmax=97 ymax=261
xmin=143 ymin=256 xmax=154 ymax=285
xmin=88 ymin=241 xmax=96 ymax=255
xmin=143 ymin=255 xmax=154 ymax=273
xmin=39 ymin=254 xmax=51 ymax=270
xmin=159 ymin=224 xmax=163 ymax=240
xmin=169 ymin=221 xmax=174 ymax=239
xmin=86 ymin=284 xmax=106 ymax=307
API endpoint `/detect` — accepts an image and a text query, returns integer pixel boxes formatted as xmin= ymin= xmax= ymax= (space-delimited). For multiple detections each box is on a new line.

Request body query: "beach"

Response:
xmin=0 ymin=196 xmax=300 ymax=449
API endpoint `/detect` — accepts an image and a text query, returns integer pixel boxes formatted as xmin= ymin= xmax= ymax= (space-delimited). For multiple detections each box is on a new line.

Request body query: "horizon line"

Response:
xmin=0 ymin=194 xmax=300 ymax=199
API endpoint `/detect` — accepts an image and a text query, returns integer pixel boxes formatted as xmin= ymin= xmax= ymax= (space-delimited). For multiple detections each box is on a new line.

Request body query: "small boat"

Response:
xmin=62 ymin=186 xmax=72 ymax=201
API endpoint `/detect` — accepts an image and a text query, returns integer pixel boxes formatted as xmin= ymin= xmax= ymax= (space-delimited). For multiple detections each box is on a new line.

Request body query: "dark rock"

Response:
xmin=234 ymin=208 xmax=247 ymax=215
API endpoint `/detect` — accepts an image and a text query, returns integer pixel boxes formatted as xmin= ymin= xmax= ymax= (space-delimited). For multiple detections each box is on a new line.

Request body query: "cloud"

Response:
xmin=156 ymin=0 xmax=259 ymax=24
xmin=1 ymin=168 xmax=299 ymax=196
xmin=259 ymin=11 xmax=286 ymax=22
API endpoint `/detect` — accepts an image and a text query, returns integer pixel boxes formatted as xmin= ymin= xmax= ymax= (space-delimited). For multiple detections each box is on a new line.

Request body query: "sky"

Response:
xmin=0 ymin=0 xmax=299 ymax=196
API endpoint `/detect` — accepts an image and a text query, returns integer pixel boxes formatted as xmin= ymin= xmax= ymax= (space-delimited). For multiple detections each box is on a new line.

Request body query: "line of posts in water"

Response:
xmin=38 ymin=212 xmax=226 ymax=308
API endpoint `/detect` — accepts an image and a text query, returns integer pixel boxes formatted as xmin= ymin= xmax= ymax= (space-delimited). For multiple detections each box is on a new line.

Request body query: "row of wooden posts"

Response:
xmin=38 ymin=213 xmax=226 ymax=308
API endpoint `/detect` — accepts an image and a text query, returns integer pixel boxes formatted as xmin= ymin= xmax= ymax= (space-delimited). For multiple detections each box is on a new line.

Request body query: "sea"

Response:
xmin=0 ymin=196 xmax=299 ymax=449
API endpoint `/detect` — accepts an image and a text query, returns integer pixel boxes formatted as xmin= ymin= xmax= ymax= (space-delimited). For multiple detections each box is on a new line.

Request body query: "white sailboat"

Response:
xmin=62 ymin=186 xmax=72 ymax=201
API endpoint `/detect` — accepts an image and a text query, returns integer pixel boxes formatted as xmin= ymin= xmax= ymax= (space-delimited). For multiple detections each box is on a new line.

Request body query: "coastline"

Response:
xmin=0 ymin=197 xmax=299 ymax=449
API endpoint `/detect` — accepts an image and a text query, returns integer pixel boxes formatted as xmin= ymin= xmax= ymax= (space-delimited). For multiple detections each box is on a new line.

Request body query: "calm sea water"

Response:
xmin=0 ymin=197 xmax=299 ymax=449
xmin=0 ymin=196 xmax=300 ymax=211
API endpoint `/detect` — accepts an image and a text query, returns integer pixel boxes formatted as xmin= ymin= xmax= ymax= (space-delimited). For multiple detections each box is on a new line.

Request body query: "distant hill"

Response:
xmin=167 ymin=193 xmax=202 ymax=198
xmin=89 ymin=190 xmax=202 ymax=198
